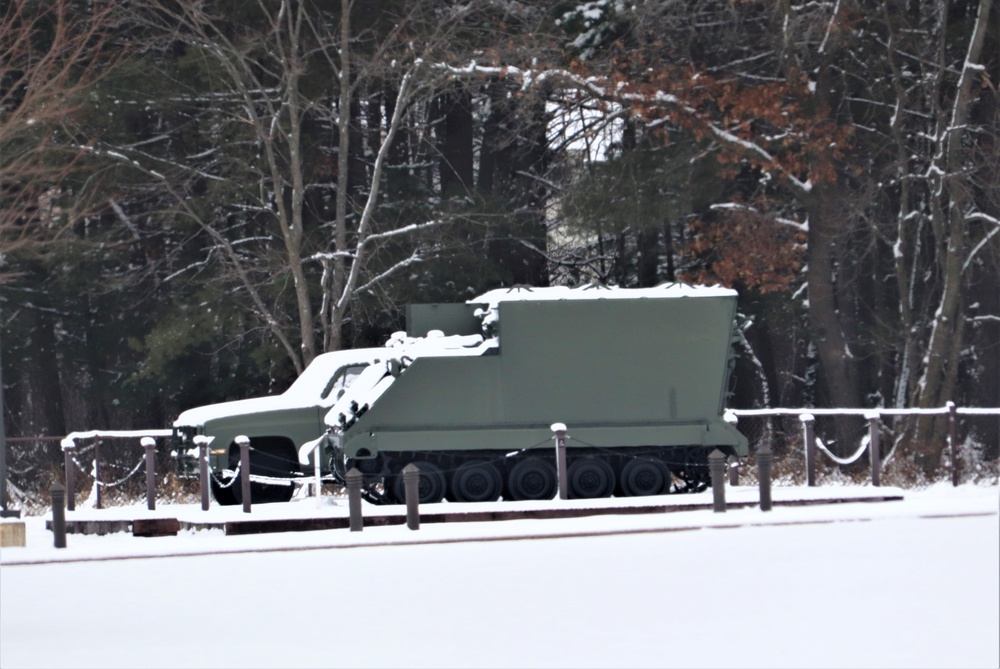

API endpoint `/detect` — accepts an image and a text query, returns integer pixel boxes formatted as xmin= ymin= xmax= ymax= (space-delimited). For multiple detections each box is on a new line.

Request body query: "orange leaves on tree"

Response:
xmin=605 ymin=48 xmax=850 ymax=188
xmin=682 ymin=201 xmax=807 ymax=295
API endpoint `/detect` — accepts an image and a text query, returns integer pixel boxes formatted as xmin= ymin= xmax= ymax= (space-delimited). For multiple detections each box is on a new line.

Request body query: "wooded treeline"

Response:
xmin=2 ymin=0 xmax=997 ymax=474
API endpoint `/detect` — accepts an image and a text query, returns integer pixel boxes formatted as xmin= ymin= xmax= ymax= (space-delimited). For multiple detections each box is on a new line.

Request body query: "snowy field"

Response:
xmin=1 ymin=483 xmax=998 ymax=669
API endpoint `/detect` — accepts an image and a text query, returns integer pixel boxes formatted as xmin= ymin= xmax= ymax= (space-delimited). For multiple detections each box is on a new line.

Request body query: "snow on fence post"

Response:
xmin=757 ymin=444 xmax=772 ymax=512
xmin=948 ymin=402 xmax=960 ymax=487
xmin=800 ymin=414 xmax=816 ymax=487
xmin=142 ymin=437 xmax=157 ymax=511
xmin=724 ymin=411 xmax=741 ymax=486
xmin=347 ymin=468 xmax=363 ymax=532
xmin=50 ymin=483 xmax=66 ymax=549
xmin=313 ymin=441 xmax=323 ymax=509
xmin=404 ymin=463 xmax=420 ymax=530
xmin=551 ymin=423 xmax=569 ymax=500
xmin=865 ymin=411 xmax=881 ymax=487
xmin=709 ymin=449 xmax=726 ymax=513
xmin=93 ymin=439 xmax=102 ymax=509
xmin=195 ymin=436 xmax=210 ymax=511
xmin=60 ymin=438 xmax=76 ymax=512
xmin=236 ymin=435 xmax=251 ymax=514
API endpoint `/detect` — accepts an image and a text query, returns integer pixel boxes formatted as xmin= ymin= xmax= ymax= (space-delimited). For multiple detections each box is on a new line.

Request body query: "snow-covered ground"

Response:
xmin=1 ymin=483 xmax=998 ymax=669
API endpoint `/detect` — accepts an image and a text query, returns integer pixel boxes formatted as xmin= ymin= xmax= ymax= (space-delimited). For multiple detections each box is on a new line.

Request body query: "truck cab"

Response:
xmin=173 ymin=348 xmax=384 ymax=504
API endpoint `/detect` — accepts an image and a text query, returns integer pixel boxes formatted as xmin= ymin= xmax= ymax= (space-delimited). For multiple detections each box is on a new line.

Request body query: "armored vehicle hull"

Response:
xmin=324 ymin=284 xmax=747 ymax=503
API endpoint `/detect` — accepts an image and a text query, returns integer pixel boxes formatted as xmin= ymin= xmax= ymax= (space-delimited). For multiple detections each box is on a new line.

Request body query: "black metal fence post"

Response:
xmin=142 ymin=437 xmax=156 ymax=510
xmin=196 ymin=436 xmax=210 ymax=511
xmin=403 ymin=463 xmax=420 ymax=530
xmin=709 ymin=449 xmax=726 ymax=513
xmin=552 ymin=423 xmax=568 ymax=500
xmin=237 ymin=435 xmax=251 ymax=513
xmin=347 ymin=468 xmax=363 ymax=532
xmin=50 ymin=483 xmax=66 ymax=549
xmin=61 ymin=438 xmax=76 ymax=512
xmin=94 ymin=439 xmax=102 ymax=510
xmin=800 ymin=414 xmax=816 ymax=487
xmin=757 ymin=444 xmax=772 ymax=512
xmin=865 ymin=411 xmax=881 ymax=487
xmin=727 ymin=455 xmax=739 ymax=486
xmin=948 ymin=402 xmax=960 ymax=487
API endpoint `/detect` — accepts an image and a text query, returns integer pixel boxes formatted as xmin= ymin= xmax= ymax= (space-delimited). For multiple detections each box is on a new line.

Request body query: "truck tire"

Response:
xmin=228 ymin=437 xmax=298 ymax=504
xmin=210 ymin=476 xmax=239 ymax=506
xmin=619 ymin=458 xmax=670 ymax=497
xmin=448 ymin=461 xmax=503 ymax=502
xmin=567 ymin=456 xmax=615 ymax=499
xmin=506 ymin=458 xmax=557 ymax=501
xmin=391 ymin=461 xmax=446 ymax=504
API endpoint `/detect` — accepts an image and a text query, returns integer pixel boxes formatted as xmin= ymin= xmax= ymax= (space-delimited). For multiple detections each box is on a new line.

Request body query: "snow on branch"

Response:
xmin=360 ymin=219 xmax=445 ymax=246
xmin=710 ymin=203 xmax=809 ymax=232
xmin=438 ymin=60 xmax=815 ymax=198
xmin=963 ymin=224 xmax=998 ymax=274
xmin=966 ymin=211 xmax=1000 ymax=228
xmin=353 ymin=253 xmax=423 ymax=296
xmin=308 ymin=250 xmax=356 ymax=262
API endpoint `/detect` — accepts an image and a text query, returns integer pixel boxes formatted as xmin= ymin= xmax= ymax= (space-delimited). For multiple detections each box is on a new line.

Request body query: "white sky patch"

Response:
xmin=547 ymin=99 xmax=625 ymax=162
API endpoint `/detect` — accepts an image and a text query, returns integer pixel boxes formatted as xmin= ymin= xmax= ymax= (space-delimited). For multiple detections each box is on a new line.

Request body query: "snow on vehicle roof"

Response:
xmin=469 ymin=283 xmax=736 ymax=306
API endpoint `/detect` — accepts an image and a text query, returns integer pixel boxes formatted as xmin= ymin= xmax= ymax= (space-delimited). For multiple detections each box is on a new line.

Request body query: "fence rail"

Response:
xmin=727 ymin=404 xmax=999 ymax=489
xmin=2 ymin=406 xmax=998 ymax=514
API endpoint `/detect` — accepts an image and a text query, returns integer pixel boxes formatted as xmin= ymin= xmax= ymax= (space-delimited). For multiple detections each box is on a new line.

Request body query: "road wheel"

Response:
xmin=210 ymin=476 xmax=238 ymax=506
xmin=449 ymin=461 xmax=502 ymax=502
xmin=619 ymin=458 xmax=670 ymax=497
xmin=392 ymin=461 xmax=446 ymax=504
xmin=506 ymin=458 xmax=557 ymax=501
xmin=568 ymin=456 xmax=615 ymax=499
xmin=229 ymin=439 xmax=298 ymax=505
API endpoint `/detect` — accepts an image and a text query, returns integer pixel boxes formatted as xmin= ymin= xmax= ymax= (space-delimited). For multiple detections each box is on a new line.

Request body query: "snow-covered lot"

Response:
xmin=1 ymin=484 xmax=998 ymax=669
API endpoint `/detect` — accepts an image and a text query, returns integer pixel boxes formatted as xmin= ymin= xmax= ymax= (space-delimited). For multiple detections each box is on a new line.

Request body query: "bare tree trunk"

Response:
xmin=912 ymin=0 xmax=993 ymax=474
xmin=329 ymin=0 xmax=353 ymax=353
xmin=805 ymin=186 xmax=863 ymax=445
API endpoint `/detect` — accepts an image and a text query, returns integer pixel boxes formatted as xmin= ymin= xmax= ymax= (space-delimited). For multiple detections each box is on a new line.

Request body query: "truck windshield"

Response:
xmin=283 ymin=353 xmax=374 ymax=403
xmin=320 ymin=364 xmax=368 ymax=400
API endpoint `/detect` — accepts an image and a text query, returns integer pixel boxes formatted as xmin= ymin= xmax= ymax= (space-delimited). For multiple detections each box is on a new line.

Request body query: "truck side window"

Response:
xmin=321 ymin=364 xmax=369 ymax=400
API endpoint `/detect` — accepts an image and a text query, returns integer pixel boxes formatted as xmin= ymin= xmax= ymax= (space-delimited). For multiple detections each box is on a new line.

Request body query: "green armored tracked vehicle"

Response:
xmin=322 ymin=284 xmax=747 ymax=504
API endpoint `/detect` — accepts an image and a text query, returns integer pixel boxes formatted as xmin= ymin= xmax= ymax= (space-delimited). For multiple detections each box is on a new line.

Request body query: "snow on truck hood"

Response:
xmin=173 ymin=348 xmax=385 ymax=428
xmin=174 ymin=335 xmax=490 ymax=429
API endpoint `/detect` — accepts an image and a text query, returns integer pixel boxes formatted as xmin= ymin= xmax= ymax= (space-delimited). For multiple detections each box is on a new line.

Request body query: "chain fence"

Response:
xmin=727 ymin=408 xmax=1000 ymax=488
xmin=3 ymin=434 xmax=201 ymax=514
xmin=2 ymin=407 xmax=997 ymax=513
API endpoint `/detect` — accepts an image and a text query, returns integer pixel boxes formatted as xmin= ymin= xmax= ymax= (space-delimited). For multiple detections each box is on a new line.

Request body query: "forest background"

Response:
xmin=2 ymin=0 xmax=998 ymax=478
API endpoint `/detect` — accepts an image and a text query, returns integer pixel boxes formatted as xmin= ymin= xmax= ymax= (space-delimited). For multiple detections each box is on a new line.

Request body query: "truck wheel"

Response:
xmin=568 ymin=457 xmax=615 ymax=499
xmin=210 ymin=477 xmax=238 ymax=506
xmin=228 ymin=438 xmax=298 ymax=505
xmin=619 ymin=458 xmax=670 ymax=497
xmin=680 ymin=448 xmax=711 ymax=492
xmin=506 ymin=458 xmax=557 ymax=501
xmin=232 ymin=480 xmax=296 ymax=505
xmin=449 ymin=461 xmax=502 ymax=502
xmin=391 ymin=461 xmax=446 ymax=504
